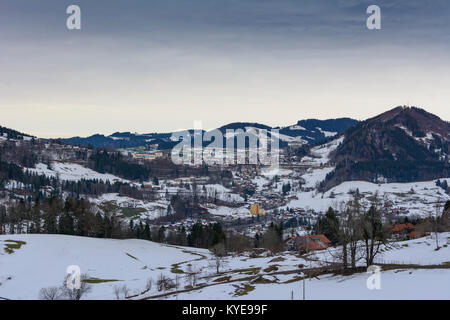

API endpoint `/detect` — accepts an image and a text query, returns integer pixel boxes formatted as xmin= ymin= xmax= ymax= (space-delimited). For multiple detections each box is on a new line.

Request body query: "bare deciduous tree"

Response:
xmin=61 ymin=273 xmax=92 ymax=300
xmin=145 ymin=278 xmax=153 ymax=292
xmin=39 ymin=286 xmax=63 ymax=300
xmin=113 ymin=284 xmax=130 ymax=299
xmin=113 ymin=286 xmax=121 ymax=300
xmin=335 ymin=198 xmax=364 ymax=269
xmin=361 ymin=193 xmax=392 ymax=266
xmin=329 ymin=195 xmax=386 ymax=270
xmin=185 ymin=265 xmax=200 ymax=287
xmin=40 ymin=273 xmax=92 ymax=300
xmin=209 ymin=243 xmax=228 ymax=274
xmin=157 ymin=274 xmax=175 ymax=292
xmin=122 ymin=284 xmax=130 ymax=298
xmin=432 ymin=201 xmax=442 ymax=249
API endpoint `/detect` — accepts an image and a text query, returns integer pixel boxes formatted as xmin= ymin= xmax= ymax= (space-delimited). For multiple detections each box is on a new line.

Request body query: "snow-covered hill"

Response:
xmin=0 ymin=234 xmax=211 ymax=300
xmin=1 ymin=233 xmax=449 ymax=300
xmin=24 ymin=162 xmax=129 ymax=183
xmin=286 ymin=177 xmax=450 ymax=218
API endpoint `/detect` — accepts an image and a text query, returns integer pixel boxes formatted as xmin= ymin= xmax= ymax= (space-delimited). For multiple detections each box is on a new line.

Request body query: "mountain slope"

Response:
xmin=279 ymin=118 xmax=358 ymax=144
xmin=334 ymin=107 xmax=449 ymax=162
xmin=322 ymin=106 xmax=450 ymax=189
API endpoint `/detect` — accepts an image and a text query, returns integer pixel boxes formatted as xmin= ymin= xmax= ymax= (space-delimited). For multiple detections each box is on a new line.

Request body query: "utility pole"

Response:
xmin=303 ymin=277 xmax=305 ymax=300
xmin=176 ymin=275 xmax=179 ymax=300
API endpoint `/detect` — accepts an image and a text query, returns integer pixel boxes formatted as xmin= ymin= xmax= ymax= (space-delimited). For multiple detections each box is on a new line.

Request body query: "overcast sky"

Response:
xmin=1 ymin=0 xmax=449 ymax=138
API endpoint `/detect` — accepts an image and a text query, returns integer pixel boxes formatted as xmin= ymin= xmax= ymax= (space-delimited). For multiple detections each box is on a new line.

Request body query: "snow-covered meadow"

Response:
xmin=173 ymin=268 xmax=450 ymax=300
xmin=1 ymin=233 xmax=449 ymax=300
xmin=0 ymin=234 xmax=211 ymax=300
xmin=24 ymin=162 xmax=129 ymax=184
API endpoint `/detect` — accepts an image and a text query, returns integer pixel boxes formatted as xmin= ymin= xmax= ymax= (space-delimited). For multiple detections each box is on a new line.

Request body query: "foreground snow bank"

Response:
xmin=185 ymin=268 xmax=450 ymax=300
xmin=0 ymin=234 xmax=209 ymax=300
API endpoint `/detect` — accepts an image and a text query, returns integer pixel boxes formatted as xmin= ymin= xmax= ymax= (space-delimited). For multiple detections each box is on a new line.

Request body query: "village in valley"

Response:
xmin=2 ymin=122 xmax=449 ymax=241
xmin=3 ymin=0 xmax=450 ymax=305
xmin=1 ymin=109 xmax=450 ymax=301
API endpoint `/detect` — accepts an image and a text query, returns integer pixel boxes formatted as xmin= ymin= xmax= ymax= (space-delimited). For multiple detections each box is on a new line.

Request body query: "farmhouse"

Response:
xmin=387 ymin=223 xmax=424 ymax=240
xmin=287 ymin=234 xmax=330 ymax=252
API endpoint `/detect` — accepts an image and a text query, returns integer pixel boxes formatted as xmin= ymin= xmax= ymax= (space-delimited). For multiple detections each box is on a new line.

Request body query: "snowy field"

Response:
xmin=173 ymin=268 xmax=450 ymax=300
xmin=286 ymin=178 xmax=450 ymax=218
xmin=24 ymin=162 xmax=129 ymax=184
xmin=1 ymin=234 xmax=449 ymax=300
xmin=206 ymin=205 xmax=250 ymax=218
xmin=89 ymin=193 xmax=170 ymax=220
xmin=0 ymin=234 xmax=211 ymax=300
xmin=375 ymin=233 xmax=450 ymax=265
xmin=300 ymin=137 xmax=344 ymax=166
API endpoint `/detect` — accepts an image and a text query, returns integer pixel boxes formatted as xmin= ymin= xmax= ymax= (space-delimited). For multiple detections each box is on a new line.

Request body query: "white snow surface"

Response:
xmin=0 ymin=234 xmax=210 ymax=300
xmin=300 ymin=136 xmax=344 ymax=166
xmin=1 ymin=233 xmax=449 ymax=300
xmin=287 ymin=178 xmax=450 ymax=217
xmin=173 ymin=268 xmax=450 ymax=300
xmin=24 ymin=162 xmax=128 ymax=183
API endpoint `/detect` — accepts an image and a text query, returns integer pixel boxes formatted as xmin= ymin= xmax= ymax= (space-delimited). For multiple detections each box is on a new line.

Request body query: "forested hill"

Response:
xmin=0 ymin=125 xmax=33 ymax=140
xmin=60 ymin=118 xmax=359 ymax=149
xmin=321 ymin=106 xmax=450 ymax=190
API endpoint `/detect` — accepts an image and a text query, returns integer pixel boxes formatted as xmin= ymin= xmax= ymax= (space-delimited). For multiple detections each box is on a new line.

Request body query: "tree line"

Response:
xmin=316 ymin=194 xmax=450 ymax=269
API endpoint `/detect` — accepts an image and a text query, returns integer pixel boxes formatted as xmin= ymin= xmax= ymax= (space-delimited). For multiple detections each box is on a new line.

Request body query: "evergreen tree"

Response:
xmin=158 ymin=226 xmax=166 ymax=243
xmin=58 ymin=213 xmax=74 ymax=235
xmin=143 ymin=222 xmax=151 ymax=240
xmin=317 ymin=207 xmax=339 ymax=244
xmin=444 ymin=200 xmax=450 ymax=213
xmin=211 ymin=223 xmax=225 ymax=247
xmin=282 ymin=183 xmax=291 ymax=195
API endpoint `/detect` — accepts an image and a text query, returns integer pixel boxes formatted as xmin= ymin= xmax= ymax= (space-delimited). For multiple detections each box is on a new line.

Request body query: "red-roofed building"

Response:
xmin=389 ymin=223 xmax=415 ymax=233
xmin=287 ymin=234 xmax=330 ymax=252
xmin=388 ymin=223 xmax=420 ymax=240
xmin=408 ymin=231 xmax=426 ymax=239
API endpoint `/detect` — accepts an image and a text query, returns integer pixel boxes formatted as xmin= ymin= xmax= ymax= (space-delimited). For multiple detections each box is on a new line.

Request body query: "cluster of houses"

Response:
xmin=283 ymin=222 xmax=426 ymax=253
xmin=391 ymin=207 xmax=410 ymax=215
xmin=132 ymin=151 xmax=165 ymax=161
xmin=387 ymin=223 xmax=425 ymax=240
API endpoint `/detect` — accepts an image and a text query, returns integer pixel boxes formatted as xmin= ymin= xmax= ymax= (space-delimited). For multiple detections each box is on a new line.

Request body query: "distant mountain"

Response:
xmin=60 ymin=134 xmax=145 ymax=149
xmin=60 ymin=130 xmax=206 ymax=150
xmin=334 ymin=107 xmax=449 ymax=162
xmin=217 ymin=122 xmax=273 ymax=132
xmin=322 ymin=106 xmax=450 ymax=189
xmin=60 ymin=118 xmax=358 ymax=149
xmin=279 ymin=118 xmax=358 ymax=144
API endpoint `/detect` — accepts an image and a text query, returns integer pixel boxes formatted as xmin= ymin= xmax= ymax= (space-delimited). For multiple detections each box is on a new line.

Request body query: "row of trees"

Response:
xmin=0 ymin=194 xmax=258 ymax=257
xmin=255 ymin=222 xmax=284 ymax=253
xmin=317 ymin=194 xmax=392 ymax=268
xmin=317 ymin=195 xmax=450 ymax=269
xmin=88 ymin=150 xmax=152 ymax=181
xmin=0 ymin=197 xmax=126 ymax=238
xmin=0 ymin=158 xmax=147 ymax=201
